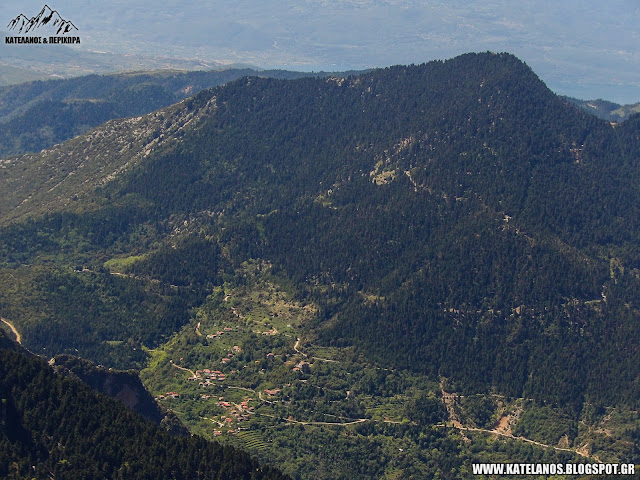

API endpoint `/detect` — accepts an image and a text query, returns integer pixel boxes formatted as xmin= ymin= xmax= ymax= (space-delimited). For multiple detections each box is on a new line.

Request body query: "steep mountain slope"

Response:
xmin=1 ymin=53 xmax=640 ymax=471
xmin=0 ymin=330 xmax=289 ymax=479
xmin=142 ymin=53 xmax=640 ymax=408
xmin=0 ymin=68 xmax=335 ymax=159
xmin=0 ymin=93 xmax=218 ymax=224
xmin=50 ymin=354 xmax=188 ymax=435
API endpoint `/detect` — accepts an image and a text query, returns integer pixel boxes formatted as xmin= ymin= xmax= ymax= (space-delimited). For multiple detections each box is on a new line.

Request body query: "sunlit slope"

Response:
xmin=1 ymin=52 xmax=640 ymax=412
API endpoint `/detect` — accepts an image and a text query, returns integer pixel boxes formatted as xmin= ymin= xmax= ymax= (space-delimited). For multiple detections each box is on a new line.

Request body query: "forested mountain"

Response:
xmin=1 ymin=52 xmax=640 ymax=475
xmin=0 ymin=68 xmax=339 ymax=158
xmin=0 ymin=330 xmax=290 ymax=479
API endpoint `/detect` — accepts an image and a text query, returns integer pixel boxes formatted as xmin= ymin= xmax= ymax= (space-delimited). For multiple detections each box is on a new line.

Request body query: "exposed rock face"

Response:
xmin=51 ymin=354 xmax=188 ymax=435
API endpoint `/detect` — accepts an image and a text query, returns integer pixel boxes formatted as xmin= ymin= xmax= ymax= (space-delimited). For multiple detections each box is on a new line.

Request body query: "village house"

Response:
xmin=295 ymin=361 xmax=311 ymax=373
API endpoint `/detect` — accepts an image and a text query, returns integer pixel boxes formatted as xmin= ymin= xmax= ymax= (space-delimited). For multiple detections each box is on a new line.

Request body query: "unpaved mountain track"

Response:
xmin=440 ymin=382 xmax=598 ymax=461
xmin=1 ymin=318 xmax=21 ymax=344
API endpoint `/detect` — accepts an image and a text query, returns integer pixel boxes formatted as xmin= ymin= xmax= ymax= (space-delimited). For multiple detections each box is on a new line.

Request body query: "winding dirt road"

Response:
xmin=1 ymin=318 xmax=21 ymax=344
xmin=171 ymin=362 xmax=196 ymax=378
xmin=440 ymin=382 xmax=598 ymax=462
xmin=453 ymin=424 xmax=595 ymax=460
xmin=293 ymin=337 xmax=307 ymax=357
xmin=293 ymin=337 xmax=338 ymax=362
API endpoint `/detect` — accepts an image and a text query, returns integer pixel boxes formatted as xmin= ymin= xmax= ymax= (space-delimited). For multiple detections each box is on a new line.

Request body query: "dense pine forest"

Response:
xmin=1 ymin=52 xmax=639 ymax=477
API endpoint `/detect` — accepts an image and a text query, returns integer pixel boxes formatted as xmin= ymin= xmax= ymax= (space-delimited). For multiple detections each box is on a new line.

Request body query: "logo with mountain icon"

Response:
xmin=8 ymin=5 xmax=77 ymax=35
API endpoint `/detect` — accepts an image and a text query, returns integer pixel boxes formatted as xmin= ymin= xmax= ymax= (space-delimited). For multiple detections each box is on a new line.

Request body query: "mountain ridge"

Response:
xmin=0 ymin=93 xmax=217 ymax=224
xmin=1 ymin=52 xmax=639 ymax=474
xmin=0 ymin=68 xmax=323 ymax=159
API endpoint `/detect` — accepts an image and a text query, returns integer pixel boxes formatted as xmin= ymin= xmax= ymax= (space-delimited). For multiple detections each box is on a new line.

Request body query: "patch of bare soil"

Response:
xmin=492 ymin=403 xmax=521 ymax=436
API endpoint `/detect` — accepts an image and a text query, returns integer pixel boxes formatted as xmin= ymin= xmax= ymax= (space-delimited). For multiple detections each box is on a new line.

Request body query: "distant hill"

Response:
xmin=563 ymin=96 xmax=640 ymax=122
xmin=0 ymin=64 xmax=56 ymax=85
xmin=0 ymin=29 xmax=224 ymax=86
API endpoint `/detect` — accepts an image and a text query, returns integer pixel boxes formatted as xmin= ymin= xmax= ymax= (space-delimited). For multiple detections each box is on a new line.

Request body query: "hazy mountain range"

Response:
xmin=564 ymin=96 xmax=640 ymax=123
xmin=1 ymin=1 xmax=638 ymax=103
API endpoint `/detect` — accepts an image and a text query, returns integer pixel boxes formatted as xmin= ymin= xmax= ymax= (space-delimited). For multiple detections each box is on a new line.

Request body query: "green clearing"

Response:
xmin=103 ymin=254 xmax=148 ymax=272
xmin=238 ymin=430 xmax=270 ymax=453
